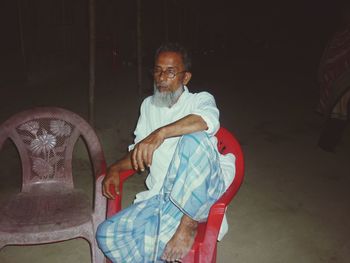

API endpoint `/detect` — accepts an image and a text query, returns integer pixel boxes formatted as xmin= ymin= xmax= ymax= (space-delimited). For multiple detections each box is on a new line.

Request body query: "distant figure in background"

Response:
xmin=317 ymin=4 xmax=350 ymax=152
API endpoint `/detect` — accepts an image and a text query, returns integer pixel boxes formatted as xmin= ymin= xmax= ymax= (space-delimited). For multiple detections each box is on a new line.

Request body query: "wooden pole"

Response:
xmin=88 ymin=0 xmax=96 ymax=126
xmin=178 ymin=4 xmax=182 ymax=41
xmin=194 ymin=0 xmax=200 ymax=49
xmin=137 ymin=0 xmax=142 ymax=97
xmin=164 ymin=0 xmax=169 ymax=42
xmin=17 ymin=0 xmax=27 ymax=80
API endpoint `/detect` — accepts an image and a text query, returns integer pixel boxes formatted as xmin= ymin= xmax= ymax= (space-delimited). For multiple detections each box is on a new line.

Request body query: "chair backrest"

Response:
xmin=0 ymin=107 xmax=106 ymax=192
xmin=215 ymin=127 xmax=244 ymax=206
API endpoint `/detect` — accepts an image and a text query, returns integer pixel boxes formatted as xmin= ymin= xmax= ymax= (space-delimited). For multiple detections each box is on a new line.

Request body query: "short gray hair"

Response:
xmin=154 ymin=43 xmax=192 ymax=71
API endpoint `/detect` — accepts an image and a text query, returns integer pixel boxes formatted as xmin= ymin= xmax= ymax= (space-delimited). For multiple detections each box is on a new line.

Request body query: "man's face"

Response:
xmin=153 ymin=51 xmax=191 ymax=94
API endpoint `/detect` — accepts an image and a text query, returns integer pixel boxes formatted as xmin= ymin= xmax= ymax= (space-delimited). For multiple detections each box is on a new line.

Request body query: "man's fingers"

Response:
xmin=103 ymin=185 xmax=113 ymax=199
xmin=114 ymin=184 xmax=120 ymax=195
xmin=102 ymin=185 xmax=107 ymax=197
xmin=136 ymin=146 xmax=145 ymax=171
xmin=146 ymin=148 xmax=153 ymax=167
xmin=142 ymin=147 xmax=149 ymax=167
xmin=131 ymin=148 xmax=138 ymax=170
xmin=102 ymin=183 xmax=109 ymax=197
xmin=102 ymin=176 xmax=120 ymax=199
xmin=133 ymin=135 xmax=161 ymax=170
xmin=106 ymin=185 xmax=115 ymax=199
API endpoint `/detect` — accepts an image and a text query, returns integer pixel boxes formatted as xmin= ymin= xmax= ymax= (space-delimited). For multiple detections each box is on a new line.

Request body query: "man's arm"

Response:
xmin=103 ymin=113 xmax=207 ymax=198
xmin=131 ymin=114 xmax=207 ymax=171
xmin=102 ymin=151 xmax=133 ymax=199
xmin=160 ymin=113 xmax=208 ymax=138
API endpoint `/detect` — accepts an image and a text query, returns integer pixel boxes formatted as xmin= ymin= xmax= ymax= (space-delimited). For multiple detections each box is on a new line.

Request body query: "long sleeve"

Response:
xmin=191 ymin=92 xmax=220 ymax=136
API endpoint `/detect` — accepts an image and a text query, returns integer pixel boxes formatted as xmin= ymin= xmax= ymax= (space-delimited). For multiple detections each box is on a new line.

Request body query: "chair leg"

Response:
xmin=196 ymin=243 xmax=217 ymax=263
xmin=211 ymin=246 xmax=217 ymax=263
xmin=91 ymin=238 xmax=106 ymax=263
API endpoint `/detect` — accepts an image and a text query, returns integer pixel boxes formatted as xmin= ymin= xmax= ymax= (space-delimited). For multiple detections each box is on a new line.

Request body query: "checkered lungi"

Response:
xmin=96 ymin=132 xmax=225 ymax=262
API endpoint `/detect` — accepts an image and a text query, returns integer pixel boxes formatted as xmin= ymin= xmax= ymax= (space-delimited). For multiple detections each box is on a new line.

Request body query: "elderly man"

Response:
xmin=96 ymin=43 xmax=235 ymax=262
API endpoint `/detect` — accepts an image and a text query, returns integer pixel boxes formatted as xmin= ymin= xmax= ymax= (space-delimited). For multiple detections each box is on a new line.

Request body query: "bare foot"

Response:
xmin=161 ymin=214 xmax=198 ymax=262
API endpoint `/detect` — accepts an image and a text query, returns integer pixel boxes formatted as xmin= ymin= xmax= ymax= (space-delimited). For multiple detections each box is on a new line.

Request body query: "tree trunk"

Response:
xmin=88 ymin=0 xmax=96 ymax=126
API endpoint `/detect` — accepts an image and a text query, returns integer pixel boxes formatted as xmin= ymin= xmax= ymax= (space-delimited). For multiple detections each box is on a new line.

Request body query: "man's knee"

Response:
xmin=180 ymin=131 xmax=209 ymax=146
xmin=96 ymin=219 xmax=110 ymax=247
xmin=177 ymin=131 xmax=214 ymax=156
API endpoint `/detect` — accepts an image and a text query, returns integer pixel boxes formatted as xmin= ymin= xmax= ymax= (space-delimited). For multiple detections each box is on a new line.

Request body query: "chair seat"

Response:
xmin=0 ymin=188 xmax=91 ymax=233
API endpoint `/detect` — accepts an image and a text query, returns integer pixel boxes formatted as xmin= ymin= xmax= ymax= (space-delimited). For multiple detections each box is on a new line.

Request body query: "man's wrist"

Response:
xmin=107 ymin=163 xmax=121 ymax=175
xmin=181 ymin=215 xmax=198 ymax=227
xmin=157 ymin=126 xmax=168 ymax=140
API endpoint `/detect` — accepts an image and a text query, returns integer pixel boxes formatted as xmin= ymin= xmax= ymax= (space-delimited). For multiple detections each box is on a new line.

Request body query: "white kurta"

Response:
xmin=128 ymin=86 xmax=235 ymax=240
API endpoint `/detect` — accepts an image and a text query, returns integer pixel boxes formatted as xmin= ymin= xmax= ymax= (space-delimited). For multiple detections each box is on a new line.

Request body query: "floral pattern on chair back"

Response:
xmin=16 ymin=118 xmax=74 ymax=183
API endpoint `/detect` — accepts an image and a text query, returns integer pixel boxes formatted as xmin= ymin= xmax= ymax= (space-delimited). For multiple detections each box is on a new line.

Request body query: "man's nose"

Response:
xmin=158 ymin=71 xmax=167 ymax=81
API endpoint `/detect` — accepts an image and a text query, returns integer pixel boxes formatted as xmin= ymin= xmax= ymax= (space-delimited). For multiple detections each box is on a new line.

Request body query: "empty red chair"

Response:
xmin=107 ymin=127 xmax=244 ymax=263
xmin=0 ymin=107 xmax=107 ymax=263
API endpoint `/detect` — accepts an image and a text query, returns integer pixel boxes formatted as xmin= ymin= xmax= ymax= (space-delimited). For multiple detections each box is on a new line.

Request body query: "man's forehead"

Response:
xmin=155 ymin=52 xmax=184 ymax=68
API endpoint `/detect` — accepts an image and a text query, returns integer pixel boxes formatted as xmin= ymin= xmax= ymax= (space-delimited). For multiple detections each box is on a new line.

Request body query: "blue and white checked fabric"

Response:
xmin=96 ymin=132 xmax=225 ymax=262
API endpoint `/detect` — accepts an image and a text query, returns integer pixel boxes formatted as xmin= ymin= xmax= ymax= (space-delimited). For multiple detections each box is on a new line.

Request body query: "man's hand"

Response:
xmin=131 ymin=114 xmax=207 ymax=172
xmin=102 ymin=166 xmax=120 ymax=199
xmin=132 ymin=129 xmax=165 ymax=171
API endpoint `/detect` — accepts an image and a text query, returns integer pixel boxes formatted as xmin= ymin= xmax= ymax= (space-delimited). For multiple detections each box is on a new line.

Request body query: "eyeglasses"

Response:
xmin=151 ymin=68 xmax=186 ymax=79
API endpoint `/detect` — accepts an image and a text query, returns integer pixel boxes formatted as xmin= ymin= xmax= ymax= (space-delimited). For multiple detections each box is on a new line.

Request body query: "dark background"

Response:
xmin=0 ymin=0 xmax=346 ymax=84
xmin=1 ymin=2 xmax=350 ymax=262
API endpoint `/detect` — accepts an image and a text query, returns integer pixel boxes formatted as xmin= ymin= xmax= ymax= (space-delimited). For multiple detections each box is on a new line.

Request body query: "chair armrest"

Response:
xmin=119 ymin=169 xmax=136 ymax=183
xmin=93 ymin=173 xmax=107 ymax=224
xmin=93 ymin=160 xmax=107 ymax=223
xmin=107 ymin=169 xmax=135 ymax=218
xmin=93 ymin=160 xmax=107 ymax=213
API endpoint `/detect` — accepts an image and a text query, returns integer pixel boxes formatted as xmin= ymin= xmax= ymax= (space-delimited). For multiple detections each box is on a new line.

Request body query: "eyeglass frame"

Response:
xmin=151 ymin=68 xmax=187 ymax=79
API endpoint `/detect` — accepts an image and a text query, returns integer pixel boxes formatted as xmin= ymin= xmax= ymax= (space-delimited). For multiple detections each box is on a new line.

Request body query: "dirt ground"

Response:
xmin=0 ymin=48 xmax=350 ymax=263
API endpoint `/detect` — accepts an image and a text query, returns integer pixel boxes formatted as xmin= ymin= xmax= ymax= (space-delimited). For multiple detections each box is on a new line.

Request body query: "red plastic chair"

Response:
xmin=0 ymin=107 xmax=107 ymax=263
xmin=107 ymin=127 xmax=244 ymax=263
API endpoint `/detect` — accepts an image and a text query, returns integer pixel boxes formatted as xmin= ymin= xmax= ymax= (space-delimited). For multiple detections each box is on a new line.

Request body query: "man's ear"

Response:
xmin=183 ymin=72 xmax=192 ymax=85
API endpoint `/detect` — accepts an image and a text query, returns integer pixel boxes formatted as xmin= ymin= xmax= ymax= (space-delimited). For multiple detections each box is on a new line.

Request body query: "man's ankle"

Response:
xmin=179 ymin=215 xmax=198 ymax=233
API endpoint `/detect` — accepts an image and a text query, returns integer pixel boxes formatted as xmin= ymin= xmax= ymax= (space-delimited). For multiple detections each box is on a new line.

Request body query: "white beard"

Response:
xmin=152 ymin=83 xmax=184 ymax=108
